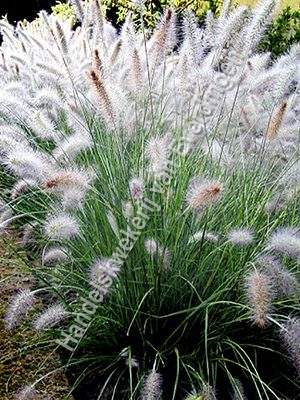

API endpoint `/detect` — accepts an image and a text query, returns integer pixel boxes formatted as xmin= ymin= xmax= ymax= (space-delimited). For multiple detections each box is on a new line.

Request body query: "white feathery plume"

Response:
xmin=188 ymin=230 xmax=219 ymax=244
xmin=70 ymin=0 xmax=85 ymax=22
xmin=145 ymin=239 xmax=170 ymax=269
xmin=219 ymin=0 xmax=232 ymax=21
xmin=122 ymin=201 xmax=134 ymax=220
xmin=186 ymin=177 xmax=223 ymax=212
xmin=213 ymin=6 xmax=248 ymax=68
xmin=11 ymin=178 xmax=37 ymax=199
xmin=61 ymin=187 xmax=86 ymax=210
xmin=34 ymin=87 xmax=64 ymax=111
xmin=280 ymin=317 xmax=300 ymax=377
xmin=245 ymin=269 xmax=273 ymax=328
xmin=5 ymin=147 xmax=54 ymax=182
xmin=15 ymin=385 xmax=40 ymax=400
xmin=33 ymin=303 xmax=68 ymax=331
xmin=42 ymin=246 xmax=70 ymax=266
xmin=181 ymin=11 xmax=206 ymax=66
xmin=0 ymin=133 xmax=27 ymax=157
xmin=89 ymin=258 xmax=120 ymax=292
xmin=87 ymin=69 xmax=117 ymax=128
xmin=44 ymin=212 xmax=80 ymax=240
xmin=5 ymin=289 xmax=36 ymax=330
xmin=141 ymin=370 xmax=163 ymax=400
xmin=232 ymin=379 xmax=247 ymax=400
xmin=243 ymin=0 xmax=278 ymax=54
xmin=227 ymin=228 xmax=255 ymax=246
xmin=266 ymin=227 xmax=300 ymax=258
xmin=129 ymin=177 xmax=144 ymax=200
xmin=43 ymin=168 xmax=91 ymax=194
xmin=201 ymin=384 xmax=217 ymax=400
xmin=256 ymin=255 xmax=299 ymax=298
xmin=106 ymin=210 xmax=120 ymax=238
xmin=145 ymin=136 xmax=170 ymax=177
xmin=53 ymin=132 xmax=92 ymax=161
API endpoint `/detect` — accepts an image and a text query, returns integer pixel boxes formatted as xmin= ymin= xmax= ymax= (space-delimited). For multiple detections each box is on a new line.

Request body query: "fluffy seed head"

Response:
xmin=257 ymin=255 xmax=299 ymax=298
xmin=129 ymin=177 xmax=144 ymax=200
xmin=5 ymin=148 xmax=53 ymax=182
xmin=15 ymin=385 xmax=39 ymax=400
xmin=42 ymin=246 xmax=70 ymax=266
xmin=88 ymin=69 xmax=116 ymax=127
xmin=123 ymin=201 xmax=134 ymax=220
xmin=188 ymin=230 xmax=219 ymax=244
xmin=70 ymin=0 xmax=84 ymax=21
xmin=5 ymin=289 xmax=36 ymax=330
xmin=266 ymin=101 xmax=288 ymax=140
xmin=89 ymin=258 xmax=119 ymax=292
xmin=61 ymin=187 xmax=86 ymax=210
xmin=186 ymin=177 xmax=223 ymax=211
xmin=11 ymin=179 xmax=37 ymax=199
xmin=145 ymin=136 xmax=170 ymax=177
xmin=141 ymin=370 xmax=162 ymax=400
xmin=149 ymin=8 xmax=176 ymax=69
xmin=245 ymin=269 xmax=273 ymax=328
xmin=266 ymin=227 xmax=300 ymax=258
xmin=280 ymin=317 xmax=300 ymax=377
xmin=145 ymin=239 xmax=160 ymax=255
xmin=33 ymin=303 xmax=68 ymax=331
xmin=201 ymin=384 xmax=217 ymax=400
xmin=44 ymin=213 xmax=80 ymax=240
xmin=227 ymin=228 xmax=254 ymax=246
xmin=53 ymin=133 xmax=92 ymax=162
xmin=43 ymin=169 xmax=90 ymax=193
xmin=232 ymin=379 xmax=247 ymax=400
xmin=145 ymin=239 xmax=170 ymax=269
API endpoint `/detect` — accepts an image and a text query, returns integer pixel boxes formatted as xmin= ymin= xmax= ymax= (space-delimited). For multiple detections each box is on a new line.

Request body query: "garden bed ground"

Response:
xmin=0 ymin=236 xmax=72 ymax=400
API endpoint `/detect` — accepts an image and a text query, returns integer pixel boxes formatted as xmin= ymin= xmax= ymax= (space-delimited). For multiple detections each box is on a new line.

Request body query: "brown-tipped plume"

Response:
xmin=93 ymin=49 xmax=104 ymax=78
xmin=43 ymin=173 xmax=75 ymax=190
xmin=131 ymin=48 xmax=143 ymax=90
xmin=186 ymin=178 xmax=223 ymax=212
xmin=15 ymin=63 xmax=20 ymax=78
xmin=266 ymin=101 xmax=288 ymax=140
xmin=245 ymin=270 xmax=273 ymax=328
xmin=88 ymin=69 xmax=115 ymax=125
xmin=150 ymin=8 xmax=176 ymax=67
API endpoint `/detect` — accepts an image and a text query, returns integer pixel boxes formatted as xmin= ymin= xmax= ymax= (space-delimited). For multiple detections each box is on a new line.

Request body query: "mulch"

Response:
xmin=0 ymin=235 xmax=73 ymax=400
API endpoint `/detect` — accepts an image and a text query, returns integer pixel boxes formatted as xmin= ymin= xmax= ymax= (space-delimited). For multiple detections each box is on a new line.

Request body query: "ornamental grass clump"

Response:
xmin=0 ymin=0 xmax=299 ymax=398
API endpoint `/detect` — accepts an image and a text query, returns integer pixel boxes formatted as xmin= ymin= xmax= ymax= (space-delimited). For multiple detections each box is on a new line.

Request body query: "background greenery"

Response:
xmin=50 ymin=0 xmax=300 ymax=57
xmin=1 ymin=0 xmax=299 ymax=58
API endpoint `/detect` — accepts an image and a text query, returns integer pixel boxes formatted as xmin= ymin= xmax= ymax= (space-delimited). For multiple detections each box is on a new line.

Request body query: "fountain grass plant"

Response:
xmin=0 ymin=0 xmax=299 ymax=398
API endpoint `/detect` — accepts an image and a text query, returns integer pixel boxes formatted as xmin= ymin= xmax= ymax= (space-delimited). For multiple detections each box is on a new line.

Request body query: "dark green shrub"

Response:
xmin=260 ymin=6 xmax=300 ymax=57
xmin=51 ymin=0 xmax=223 ymax=27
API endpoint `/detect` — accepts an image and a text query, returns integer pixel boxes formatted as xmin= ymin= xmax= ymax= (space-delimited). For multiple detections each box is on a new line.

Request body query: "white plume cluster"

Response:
xmin=0 ymin=0 xmax=299 ymax=397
